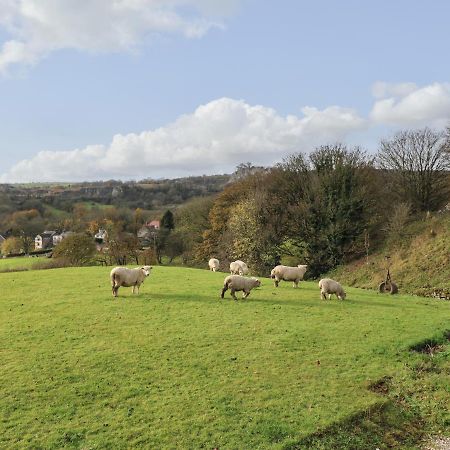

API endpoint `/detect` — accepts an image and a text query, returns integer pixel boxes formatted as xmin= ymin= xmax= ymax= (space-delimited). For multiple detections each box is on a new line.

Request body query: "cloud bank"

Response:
xmin=371 ymin=82 xmax=450 ymax=127
xmin=0 ymin=98 xmax=366 ymax=182
xmin=1 ymin=82 xmax=449 ymax=183
xmin=0 ymin=0 xmax=233 ymax=73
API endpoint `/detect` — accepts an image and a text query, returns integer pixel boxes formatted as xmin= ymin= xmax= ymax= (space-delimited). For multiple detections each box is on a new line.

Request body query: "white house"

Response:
xmin=52 ymin=231 xmax=73 ymax=246
xmin=35 ymin=231 xmax=57 ymax=250
xmin=94 ymin=229 xmax=108 ymax=243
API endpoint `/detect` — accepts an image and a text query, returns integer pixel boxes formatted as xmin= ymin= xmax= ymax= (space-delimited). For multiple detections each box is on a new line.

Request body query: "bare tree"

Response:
xmin=377 ymin=128 xmax=450 ymax=212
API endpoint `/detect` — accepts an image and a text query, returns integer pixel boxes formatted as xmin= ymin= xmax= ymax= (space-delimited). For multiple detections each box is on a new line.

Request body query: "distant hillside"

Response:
xmin=0 ymin=174 xmax=231 ymax=212
xmin=328 ymin=212 xmax=450 ymax=297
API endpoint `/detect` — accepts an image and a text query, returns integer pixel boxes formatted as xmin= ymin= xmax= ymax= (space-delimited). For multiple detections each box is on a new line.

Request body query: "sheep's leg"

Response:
xmin=320 ymin=290 xmax=326 ymax=300
xmin=293 ymin=280 xmax=298 ymax=288
xmin=221 ymin=285 xmax=228 ymax=299
xmin=113 ymin=286 xmax=119 ymax=298
xmin=328 ymin=294 xmax=332 ymax=300
xmin=243 ymin=290 xmax=250 ymax=299
xmin=231 ymin=288 xmax=238 ymax=301
xmin=135 ymin=284 xmax=140 ymax=295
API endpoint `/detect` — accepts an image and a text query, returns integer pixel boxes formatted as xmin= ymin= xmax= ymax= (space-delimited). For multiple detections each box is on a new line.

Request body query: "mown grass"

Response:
xmin=0 ymin=256 xmax=46 ymax=271
xmin=0 ymin=266 xmax=449 ymax=449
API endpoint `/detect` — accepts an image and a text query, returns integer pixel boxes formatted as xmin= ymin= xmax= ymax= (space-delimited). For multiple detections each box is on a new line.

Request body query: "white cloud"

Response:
xmin=2 ymin=82 xmax=449 ymax=183
xmin=371 ymin=81 xmax=418 ymax=99
xmin=0 ymin=98 xmax=366 ymax=182
xmin=0 ymin=0 xmax=229 ymax=73
xmin=370 ymin=82 xmax=450 ymax=127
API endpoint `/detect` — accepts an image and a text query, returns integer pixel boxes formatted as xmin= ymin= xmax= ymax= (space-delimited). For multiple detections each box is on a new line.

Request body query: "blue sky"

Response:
xmin=0 ymin=0 xmax=449 ymax=182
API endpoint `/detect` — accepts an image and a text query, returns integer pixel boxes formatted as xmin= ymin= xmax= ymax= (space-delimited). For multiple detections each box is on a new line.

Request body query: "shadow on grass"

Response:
xmin=408 ymin=329 xmax=450 ymax=355
xmin=154 ymin=291 xmax=323 ymax=308
xmin=282 ymin=400 xmax=424 ymax=450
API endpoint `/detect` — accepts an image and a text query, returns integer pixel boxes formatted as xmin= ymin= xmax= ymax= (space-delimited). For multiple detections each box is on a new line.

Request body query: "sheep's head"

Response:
xmin=270 ymin=268 xmax=276 ymax=279
xmin=141 ymin=266 xmax=152 ymax=277
xmin=252 ymin=278 xmax=261 ymax=288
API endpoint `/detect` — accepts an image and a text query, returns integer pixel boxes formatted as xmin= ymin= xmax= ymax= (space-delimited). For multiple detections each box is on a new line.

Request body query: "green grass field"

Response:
xmin=1 ymin=266 xmax=449 ymax=449
xmin=0 ymin=256 xmax=47 ymax=271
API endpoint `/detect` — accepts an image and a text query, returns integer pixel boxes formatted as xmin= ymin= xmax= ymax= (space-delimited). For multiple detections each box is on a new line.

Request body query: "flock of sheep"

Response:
xmin=109 ymin=258 xmax=346 ymax=301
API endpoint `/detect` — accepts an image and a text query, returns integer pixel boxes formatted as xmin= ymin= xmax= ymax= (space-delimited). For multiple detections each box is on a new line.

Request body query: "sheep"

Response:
xmin=318 ymin=278 xmax=346 ymax=300
xmin=270 ymin=264 xmax=308 ymax=288
xmin=208 ymin=258 xmax=220 ymax=272
xmin=110 ymin=266 xmax=152 ymax=297
xmin=229 ymin=260 xmax=249 ymax=275
xmin=221 ymin=275 xmax=261 ymax=301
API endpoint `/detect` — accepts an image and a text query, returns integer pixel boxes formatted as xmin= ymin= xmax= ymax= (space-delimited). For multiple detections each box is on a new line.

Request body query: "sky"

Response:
xmin=0 ymin=0 xmax=449 ymax=182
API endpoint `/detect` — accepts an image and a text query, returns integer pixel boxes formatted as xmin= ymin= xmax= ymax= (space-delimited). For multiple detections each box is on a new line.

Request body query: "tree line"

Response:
xmin=1 ymin=127 xmax=449 ymax=277
xmin=189 ymin=127 xmax=450 ymax=277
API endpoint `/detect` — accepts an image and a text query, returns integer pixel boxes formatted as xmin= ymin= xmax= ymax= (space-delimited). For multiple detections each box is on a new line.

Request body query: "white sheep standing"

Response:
xmin=229 ymin=260 xmax=249 ymax=275
xmin=208 ymin=258 xmax=220 ymax=272
xmin=270 ymin=264 xmax=308 ymax=288
xmin=318 ymin=278 xmax=346 ymax=300
xmin=221 ymin=275 xmax=261 ymax=301
xmin=110 ymin=266 xmax=152 ymax=297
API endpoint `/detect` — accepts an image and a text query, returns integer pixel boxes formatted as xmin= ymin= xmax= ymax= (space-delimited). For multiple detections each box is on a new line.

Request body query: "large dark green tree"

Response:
xmin=160 ymin=210 xmax=175 ymax=230
xmin=307 ymin=144 xmax=376 ymax=275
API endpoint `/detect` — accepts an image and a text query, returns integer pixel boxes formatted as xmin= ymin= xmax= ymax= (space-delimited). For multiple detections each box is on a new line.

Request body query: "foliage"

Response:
xmin=163 ymin=230 xmax=185 ymax=263
xmin=197 ymin=145 xmax=379 ymax=277
xmin=174 ymin=196 xmax=214 ymax=264
xmin=160 ymin=209 xmax=175 ymax=230
xmin=106 ymin=232 xmax=140 ymax=265
xmin=377 ymin=128 xmax=450 ymax=212
xmin=227 ymin=191 xmax=279 ymax=274
xmin=52 ymin=233 xmax=96 ymax=266
xmin=384 ymin=202 xmax=411 ymax=241
xmin=0 ymin=266 xmax=449 ymax=449
xmin=306 ymin=144 xmax=376 ymax=275
xmin=196 ymin=181 xmax=250 ymax=264
xmin=1 ymin=236 xmax=22 ymax=255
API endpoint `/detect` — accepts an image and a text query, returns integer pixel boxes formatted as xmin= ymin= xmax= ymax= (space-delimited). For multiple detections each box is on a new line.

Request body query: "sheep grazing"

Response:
xmin=221 ymin=275 xmax=261 ymax=301
xmin=270 ymin=265 xmax=308 ymax=288
xmin=110 ymin=266 xmax=152 ymax=298
xmin=318 ymin=278 xmax=346 ymax=300
xmin=208 ymin=258 xmax=220 ymax=272
xmin=229 ymin=260 xmax=249 ymax=275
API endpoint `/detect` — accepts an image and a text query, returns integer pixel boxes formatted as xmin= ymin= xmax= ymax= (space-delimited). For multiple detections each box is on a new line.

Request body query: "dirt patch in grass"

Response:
xmin=368 ymin=376 xmax=392 ymax=395
xmin=409 ymin=330 xmax=450 ymax=355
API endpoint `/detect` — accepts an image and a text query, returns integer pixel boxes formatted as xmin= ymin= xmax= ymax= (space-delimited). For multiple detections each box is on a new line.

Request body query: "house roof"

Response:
xmin=37 ymin=231 xmax=57 ymax=238
xmin=146 ymin=220 xmax=160 ymax=227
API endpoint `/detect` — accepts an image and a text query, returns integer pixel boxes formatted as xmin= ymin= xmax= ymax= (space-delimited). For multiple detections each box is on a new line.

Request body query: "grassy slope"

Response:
xmin=0 ymin=256 xmax=46 ymax=271
xmin=329 ymin=213 xmax=450 ymax=296
xmin=0 ymin=266 xmax=449 ymax=449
